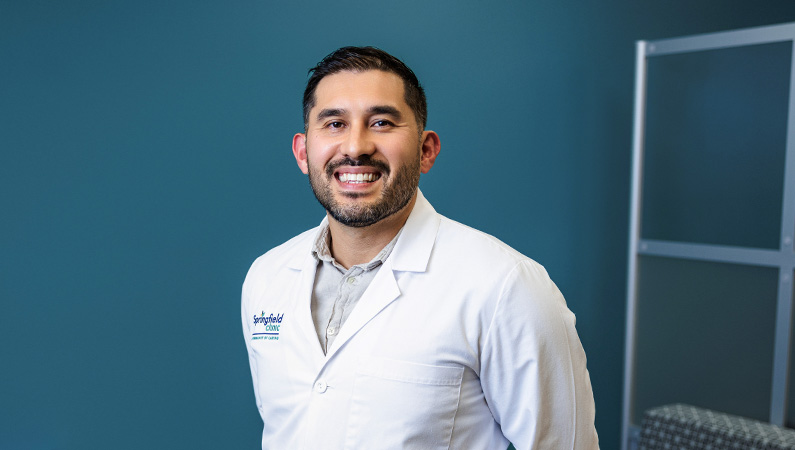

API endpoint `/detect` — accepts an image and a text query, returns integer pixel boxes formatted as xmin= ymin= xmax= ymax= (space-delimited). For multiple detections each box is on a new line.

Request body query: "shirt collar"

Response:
xmin=288 ymin=189 xmax=440 ymax=272
xmin=311 ymin=222 xmax=402 ymax=271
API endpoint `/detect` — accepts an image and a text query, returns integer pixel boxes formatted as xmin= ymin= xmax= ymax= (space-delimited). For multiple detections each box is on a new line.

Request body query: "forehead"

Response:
xmin=311 ymin=70 xmax=410 ymax=117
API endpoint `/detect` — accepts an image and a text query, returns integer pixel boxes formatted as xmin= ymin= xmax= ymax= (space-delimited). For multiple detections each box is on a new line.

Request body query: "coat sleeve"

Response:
xmin=242 ymin=266 xmax=263 ymax=417
xmin=479 ymin=260 xmax=599 ymax=450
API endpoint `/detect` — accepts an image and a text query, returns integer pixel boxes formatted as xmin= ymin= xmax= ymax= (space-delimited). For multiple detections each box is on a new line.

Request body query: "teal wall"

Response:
xmin=2 ymin=1 xmax=794 ymax=448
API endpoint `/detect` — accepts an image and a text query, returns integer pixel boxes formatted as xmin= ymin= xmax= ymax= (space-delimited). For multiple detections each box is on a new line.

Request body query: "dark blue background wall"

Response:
xmin=3 ymin=1 xmax=794 ymax=448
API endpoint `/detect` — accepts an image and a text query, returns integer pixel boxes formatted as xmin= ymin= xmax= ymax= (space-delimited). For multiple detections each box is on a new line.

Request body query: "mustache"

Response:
xmin=325 ymin=156 xmax=390 ymax=177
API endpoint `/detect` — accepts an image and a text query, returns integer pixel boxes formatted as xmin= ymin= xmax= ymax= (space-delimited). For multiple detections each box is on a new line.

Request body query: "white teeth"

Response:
xmin=339 ymin=173 xmax=378 ymax=183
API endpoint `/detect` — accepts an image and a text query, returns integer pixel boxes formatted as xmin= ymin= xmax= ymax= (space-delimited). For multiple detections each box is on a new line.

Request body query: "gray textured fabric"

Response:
xmin=639 ymin=404 xmax=795 ymax=450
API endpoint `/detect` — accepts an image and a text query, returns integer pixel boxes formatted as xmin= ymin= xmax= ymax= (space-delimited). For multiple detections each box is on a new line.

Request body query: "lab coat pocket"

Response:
xmin=344 ymin=356 xmax=464 ymax=450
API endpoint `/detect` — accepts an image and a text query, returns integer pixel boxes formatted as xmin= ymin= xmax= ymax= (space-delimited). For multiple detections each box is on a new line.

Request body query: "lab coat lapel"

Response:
xmin=325 ymin=190 xmax=440 ymax=359
xmin=325 ymin=258 xmax=401 ymax=360
xmin=286 ymin=224 xmax=326 ymax=363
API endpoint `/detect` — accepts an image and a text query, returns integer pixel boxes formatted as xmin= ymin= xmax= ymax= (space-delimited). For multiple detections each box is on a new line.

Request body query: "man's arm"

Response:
xmin=241 ymin=273 xmax=263 ymax=417
xmin=480 ymin=260 xmax=599 ymax=450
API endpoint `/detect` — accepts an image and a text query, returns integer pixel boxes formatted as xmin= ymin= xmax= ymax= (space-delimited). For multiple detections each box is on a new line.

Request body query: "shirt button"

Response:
xmin=346 ymin=277 xmax=356 ymax=284
xmin=327 ymin=327 xmax=338 ymax=336
xmin=315 ymin=380 xmax=327 ymax=393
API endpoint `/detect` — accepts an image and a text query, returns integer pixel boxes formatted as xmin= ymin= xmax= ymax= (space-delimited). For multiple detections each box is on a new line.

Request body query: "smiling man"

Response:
xmin=242 ymin=46 xmax=599 ymax=450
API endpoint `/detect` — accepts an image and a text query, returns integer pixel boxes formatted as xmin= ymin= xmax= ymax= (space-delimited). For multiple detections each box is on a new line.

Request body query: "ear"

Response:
xmin=292 ymin=133 xmax=309 ymax=175
xmin=419 ymin=130 xmax=441 ymax=174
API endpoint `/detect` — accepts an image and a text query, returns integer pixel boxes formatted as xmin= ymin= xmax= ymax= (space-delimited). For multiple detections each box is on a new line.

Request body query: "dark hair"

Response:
xmin=302 ymin=46 xmax=427 ymax=130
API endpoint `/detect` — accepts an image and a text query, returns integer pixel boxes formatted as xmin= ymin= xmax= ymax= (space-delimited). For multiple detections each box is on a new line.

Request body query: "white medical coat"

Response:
xmin=242 ymin=191 xmax=599 ymax=449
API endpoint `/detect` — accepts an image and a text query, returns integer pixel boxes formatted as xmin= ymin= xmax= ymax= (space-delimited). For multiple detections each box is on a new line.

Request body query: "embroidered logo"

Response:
xmin=252 ymin=312 xmax=284 ymax=341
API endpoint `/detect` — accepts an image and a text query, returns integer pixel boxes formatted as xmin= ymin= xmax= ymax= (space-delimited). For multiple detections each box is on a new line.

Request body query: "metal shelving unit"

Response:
xmin=622 ymin=22 xmax=795 ymax=450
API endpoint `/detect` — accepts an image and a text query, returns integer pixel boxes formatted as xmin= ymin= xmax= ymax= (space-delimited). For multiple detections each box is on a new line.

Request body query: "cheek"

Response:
xmin=307 ymin=142 xmax=339 ymax=165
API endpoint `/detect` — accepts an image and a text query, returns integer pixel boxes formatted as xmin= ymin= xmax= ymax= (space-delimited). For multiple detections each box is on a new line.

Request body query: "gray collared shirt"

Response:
xmin=310 ymin=225 xmax=401 ymax=355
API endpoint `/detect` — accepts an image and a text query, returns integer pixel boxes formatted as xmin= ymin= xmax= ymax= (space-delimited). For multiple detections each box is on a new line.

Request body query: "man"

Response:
xmin=242 ymin=46 xmax=599 ymax=449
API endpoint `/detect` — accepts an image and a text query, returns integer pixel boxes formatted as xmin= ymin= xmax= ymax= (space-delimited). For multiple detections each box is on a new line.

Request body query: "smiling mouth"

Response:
xmin=336 ymin=172 xmax=382 ymax=183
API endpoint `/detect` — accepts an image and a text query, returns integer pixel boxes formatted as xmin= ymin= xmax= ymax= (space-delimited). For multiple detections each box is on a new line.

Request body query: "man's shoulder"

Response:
xmin=246 ymin=226 xmax=319 ymax=277
xmin=434 ymin=215 xmax=537 ymax=271
xmin=429 ymin=214 xmax=563 ymax=314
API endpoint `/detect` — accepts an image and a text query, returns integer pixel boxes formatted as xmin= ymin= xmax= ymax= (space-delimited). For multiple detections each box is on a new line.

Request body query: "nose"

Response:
xmin=341 ymin=123 xmax=375 ymax=159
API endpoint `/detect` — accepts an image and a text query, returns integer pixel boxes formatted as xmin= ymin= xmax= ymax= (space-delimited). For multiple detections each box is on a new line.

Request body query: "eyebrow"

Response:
xmin=316 ymin=108 xmax=345 ymax=122
xmin=314 ymin=105 xmax=403 ymax=122
xmin=368 ymin=105 xmax=402 ymax=120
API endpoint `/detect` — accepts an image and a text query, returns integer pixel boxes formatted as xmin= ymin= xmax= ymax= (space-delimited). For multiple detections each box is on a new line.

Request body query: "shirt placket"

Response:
xmin=324 ymin=266 xmax=363 ymax=353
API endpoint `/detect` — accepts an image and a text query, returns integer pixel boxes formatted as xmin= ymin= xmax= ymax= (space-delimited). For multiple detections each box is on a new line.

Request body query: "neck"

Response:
xmin=326 ymin=193 xmax=417 ymax=269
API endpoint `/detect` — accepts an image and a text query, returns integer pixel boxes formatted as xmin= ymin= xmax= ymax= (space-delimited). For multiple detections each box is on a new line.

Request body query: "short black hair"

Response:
xmin=302 ymin=46 xmax=427 ymax=130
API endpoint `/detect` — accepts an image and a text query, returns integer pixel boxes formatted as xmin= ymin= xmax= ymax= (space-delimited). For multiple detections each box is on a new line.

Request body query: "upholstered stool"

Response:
xmin=638 ymin=404 xmax=795 ymax=450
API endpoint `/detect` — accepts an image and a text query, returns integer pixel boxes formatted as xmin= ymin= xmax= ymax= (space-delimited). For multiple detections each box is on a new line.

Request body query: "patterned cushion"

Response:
xmin=638 ymin=404 xmax=795 ymax=450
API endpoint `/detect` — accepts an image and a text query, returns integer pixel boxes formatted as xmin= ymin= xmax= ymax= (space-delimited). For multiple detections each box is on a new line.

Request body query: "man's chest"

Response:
xmin=247 ymin=272 xmax=489 ymax=449
xmin=246 ymin=267 xmax=490 ymax=371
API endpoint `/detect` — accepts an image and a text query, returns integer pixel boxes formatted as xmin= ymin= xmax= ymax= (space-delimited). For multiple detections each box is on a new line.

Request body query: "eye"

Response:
xmin=372 ymin=119 xmax=394 ymax=128
xmin=326 ymin=121 xmax=345 ymax=129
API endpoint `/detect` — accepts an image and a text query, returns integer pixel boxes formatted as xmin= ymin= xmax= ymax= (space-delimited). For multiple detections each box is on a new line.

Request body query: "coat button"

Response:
xmin=315 ymin=380 xmax=327 ymax=393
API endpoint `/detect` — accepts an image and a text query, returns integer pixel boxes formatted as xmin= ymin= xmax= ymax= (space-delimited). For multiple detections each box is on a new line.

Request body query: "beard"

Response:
xmin=308 ymin=152 xmax=420 ymax=228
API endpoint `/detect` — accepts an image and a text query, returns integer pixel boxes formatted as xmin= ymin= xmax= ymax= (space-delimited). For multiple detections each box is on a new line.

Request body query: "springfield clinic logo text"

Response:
xmin=252 ymin=312 xmax=284 ymax=341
